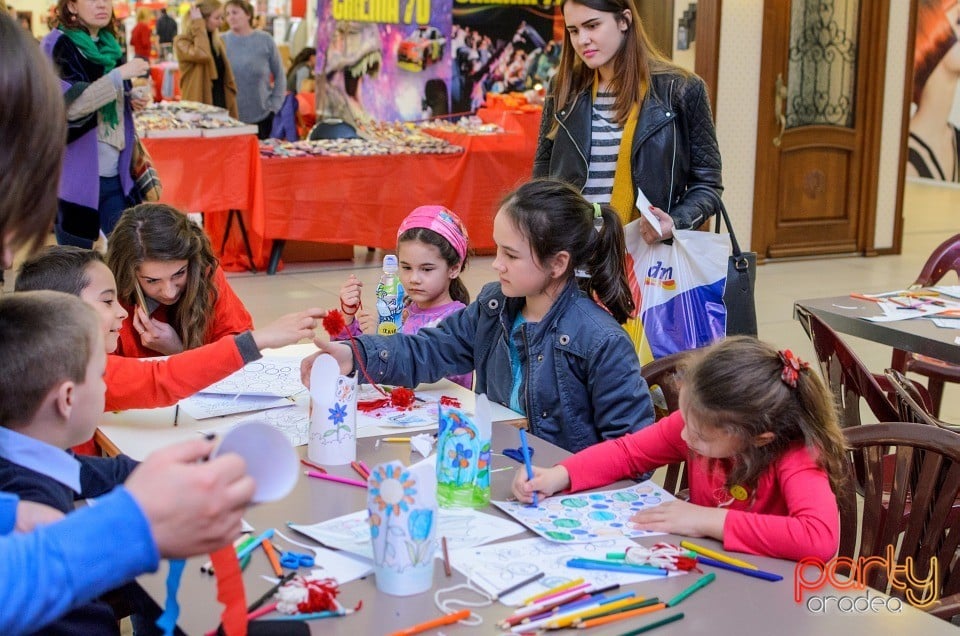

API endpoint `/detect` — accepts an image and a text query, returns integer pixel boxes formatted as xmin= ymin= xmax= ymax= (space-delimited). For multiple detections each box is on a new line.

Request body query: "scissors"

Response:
xmin=502 ymin=446 xmax=534 ymax=464
xmin=279 ymin=550 xmax=315 ymax=569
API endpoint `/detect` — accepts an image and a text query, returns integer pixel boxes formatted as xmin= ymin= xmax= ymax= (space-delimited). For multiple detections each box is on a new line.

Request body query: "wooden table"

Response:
xmin=795 ymin=295 xmax=960 ymax=364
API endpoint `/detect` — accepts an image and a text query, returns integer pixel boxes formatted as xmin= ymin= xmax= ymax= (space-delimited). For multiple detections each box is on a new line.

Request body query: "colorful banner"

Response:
xmin=316 ymin=0 xmax=454 ymax=121
xmin=451 ymin=1 xmax=560 ymax=111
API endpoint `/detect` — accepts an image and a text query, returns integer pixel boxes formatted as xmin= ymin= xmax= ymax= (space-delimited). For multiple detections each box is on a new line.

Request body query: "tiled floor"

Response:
xmin=220 ymin=180 xmax=960 ymax=422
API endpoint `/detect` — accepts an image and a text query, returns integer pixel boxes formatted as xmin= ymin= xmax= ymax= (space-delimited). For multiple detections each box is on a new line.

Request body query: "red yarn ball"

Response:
xmin=322 ymin=310 xmax=347 ymax=338
xmin=390 ymin=387 xmax=416 ymax=409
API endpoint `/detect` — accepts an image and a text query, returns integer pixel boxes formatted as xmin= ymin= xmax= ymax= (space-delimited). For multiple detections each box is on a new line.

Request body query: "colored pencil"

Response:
xmin=524 ymin=594 xmax=611 ymax=623
xmin=350 ymin=460 xmax=370 ymax=481
xmin=358 ymin=460 xmax=372 ymax=476
xmin=236 ymin=528 xmax=275 ymax=561
xmin=247 ymin=572 xmax=297 ymax=612
xmin=262 ymin=608 xmax=355 ymax=621
xmin=696 ymin=556 xmax=783 ymax=581
xmin=576 ymin=602 xmax=666 ymax=629
xmin=496 ymin=571 xmax=547 ymax=600
xmin=541 ymin=595 xmax=641 ymax=630
xmin=304 ymin=470 xmax=367 ymax=488
xmin=499 ymin=588 xmax=591 ymax=628
xmin=679 ymin=540 xmax=759 ymax=570
xmin=261 ymin=539 xmax=284 ymax=577
xmin=665 ymin=572 xmax=715 ymax=607
xmin=523 ymin=577 xmax=587 ymax=605
xmin=518 ymin=428 xmax=537 ymax=506
xmin=849 ymin=293 xmax=881 ymax=303
xmin=575 ymin=597 xmax=660 ymax=623
xmin=614 ymin=612 xmax=685 ymax=636
xmin=441 ymin=536 xmax=452 ymax=577
xmin=388 ymin=609 xmax=471 ymax=636
xmin=566 ymin=558 xmax=668 ymax=576
xmin=300 ymin=458 xmax=327 ymax=473
xmin=382 ymin=437 xmax=412 ymax=443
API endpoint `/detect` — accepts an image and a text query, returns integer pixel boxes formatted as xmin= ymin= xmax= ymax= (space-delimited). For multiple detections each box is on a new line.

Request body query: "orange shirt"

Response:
xmin=116 ymin=266 xmax=253 ymax=358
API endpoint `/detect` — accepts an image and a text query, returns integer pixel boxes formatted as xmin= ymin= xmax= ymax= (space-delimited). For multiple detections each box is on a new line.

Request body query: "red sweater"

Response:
xmin=131 ymin=22 xmax=152 ymax=58
xmin=560 ymin=411 xmax=840 ymax=562
xmin=116 ymin=266 xmax=253 ymax=358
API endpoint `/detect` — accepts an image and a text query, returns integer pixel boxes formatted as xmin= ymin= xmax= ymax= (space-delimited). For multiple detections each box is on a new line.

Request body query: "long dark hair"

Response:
xmin=107 ymin=203 xmax=219 ymax=350
xmin=681 ymin=337 xmax=847 ymax=497
xmin=500 ymin=179 xmax=634 ymax=323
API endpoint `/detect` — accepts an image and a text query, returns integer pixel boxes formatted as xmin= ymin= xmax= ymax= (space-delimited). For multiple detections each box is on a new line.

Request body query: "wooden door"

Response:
xmin=752 ymin=0 xmax=888 ymax=259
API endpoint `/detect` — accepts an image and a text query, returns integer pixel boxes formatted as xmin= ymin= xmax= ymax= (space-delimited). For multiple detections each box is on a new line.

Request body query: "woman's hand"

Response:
xmin=639 ymin=206 xmax=675 ymax=244
xmin=250 ymin=308 xmax=324 ymax=351
xmin=117 ymin=58 xmax=150 ymax=81
xmin=511 ymin=464 xmax=570 ymax=503
xmin=133 ymin=306 xmax=184 ymax=355
xmin=629 ymin=500 xmax=727 ymax=539
xmin=300 ymin=338 xmax=355 ymax=388
xmin=338 ymin=275 xmax=362 ymax=325
xmin=189 ymin=5 xmax=202 ymax=19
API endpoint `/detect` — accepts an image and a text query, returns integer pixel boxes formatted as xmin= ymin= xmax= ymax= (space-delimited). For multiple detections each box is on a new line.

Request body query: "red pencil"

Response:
xmin=350 ymin=460 xmax=370 ymax=481
xmin=300 ymin=458 xmax=327 ymax=473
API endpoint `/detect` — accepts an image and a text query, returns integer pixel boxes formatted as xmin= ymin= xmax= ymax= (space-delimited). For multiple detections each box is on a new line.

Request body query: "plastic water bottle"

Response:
xmin=375 ymin=255 xmax=405 ymax=335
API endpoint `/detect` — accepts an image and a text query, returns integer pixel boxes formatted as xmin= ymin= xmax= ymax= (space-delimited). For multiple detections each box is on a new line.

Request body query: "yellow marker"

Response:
xmin=382 ymin=437 xmax=412 ymax=443
xmin=544 ymin=596 xmax=644 ymax=629
xmin=522 ymin=577 xmax=586 ymax=605
xmin=680 ymin=540 xmax=759 ymax=571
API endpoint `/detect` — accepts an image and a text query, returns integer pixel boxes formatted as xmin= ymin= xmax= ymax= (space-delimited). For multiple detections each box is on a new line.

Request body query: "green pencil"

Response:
xmin=615 ymin=612 xmax=685 ymax=636
xmin=665 ymin=572 xmax=716 ymax=607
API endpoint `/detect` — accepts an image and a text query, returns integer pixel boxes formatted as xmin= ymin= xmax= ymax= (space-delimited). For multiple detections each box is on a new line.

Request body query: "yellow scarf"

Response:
xmin=593 ymin=76 xmax=652 ymax=362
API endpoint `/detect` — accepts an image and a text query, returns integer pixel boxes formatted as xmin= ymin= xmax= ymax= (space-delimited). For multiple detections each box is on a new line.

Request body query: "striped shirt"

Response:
xmin=582 ymin=92 xmax=624 ymax=204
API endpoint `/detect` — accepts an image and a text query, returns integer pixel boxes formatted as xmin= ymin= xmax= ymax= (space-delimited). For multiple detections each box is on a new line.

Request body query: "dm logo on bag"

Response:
xmin=643 ymin=260 xmax=677 ymax=290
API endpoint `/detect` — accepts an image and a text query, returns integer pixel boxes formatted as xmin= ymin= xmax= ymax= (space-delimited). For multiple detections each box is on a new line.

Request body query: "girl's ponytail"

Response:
xmin=583 ymin=204 xmax=634 ymax=324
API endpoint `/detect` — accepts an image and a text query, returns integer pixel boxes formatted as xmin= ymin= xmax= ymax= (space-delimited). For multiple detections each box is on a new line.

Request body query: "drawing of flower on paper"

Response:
xmin=325 ymin=402 xmax=351 ymax=442
xmin=369 ymin=464 xmax=417 ymax=516
xmin=405 ymin=508 xmax=434 ymax=565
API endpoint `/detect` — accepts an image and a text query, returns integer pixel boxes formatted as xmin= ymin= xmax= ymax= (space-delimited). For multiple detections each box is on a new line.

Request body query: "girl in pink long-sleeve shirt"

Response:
xmin=513 ymin=337 xmax=847 ymax=562
xmin=336 ymin=205 xmax=473 ymax=389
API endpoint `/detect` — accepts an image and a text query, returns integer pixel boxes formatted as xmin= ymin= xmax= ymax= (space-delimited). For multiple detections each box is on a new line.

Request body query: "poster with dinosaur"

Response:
xmin=315 ymin=0 xmax=454 ymax=122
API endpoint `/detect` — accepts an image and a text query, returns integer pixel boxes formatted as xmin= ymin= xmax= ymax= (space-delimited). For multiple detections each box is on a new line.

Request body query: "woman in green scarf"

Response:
xmin=41 ymin=0 xmax=151 ymax=249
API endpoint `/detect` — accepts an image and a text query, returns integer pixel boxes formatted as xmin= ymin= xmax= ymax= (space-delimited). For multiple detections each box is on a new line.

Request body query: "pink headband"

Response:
xmin=397 ymin=205 xmax=469 ymax=263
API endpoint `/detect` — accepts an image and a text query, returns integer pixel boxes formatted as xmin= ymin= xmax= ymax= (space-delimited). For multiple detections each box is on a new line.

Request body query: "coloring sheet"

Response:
xmin=234 ymin=404 xmax=310 ymax=447
xmin=492 ymin=480 xmax=675 ymax=543
xmin=288 ymin=508 xmax=525 ymax=561
xmin=198 ymin=356 xmax=306 ymax=397
xmin=448 ymin=536 xmax=686 ymax=606
xmin=356 ymin=385 xmax=442 ymax=429
xmin=178 ymin=393 xmax=293 ymax=420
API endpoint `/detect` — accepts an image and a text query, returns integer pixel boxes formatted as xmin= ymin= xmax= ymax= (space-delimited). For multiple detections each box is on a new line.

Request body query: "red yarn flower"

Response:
xmin=390 ymin=387 xmax=415 ymax=409
xmin=322 ymin=310 xmax=347 ymax=339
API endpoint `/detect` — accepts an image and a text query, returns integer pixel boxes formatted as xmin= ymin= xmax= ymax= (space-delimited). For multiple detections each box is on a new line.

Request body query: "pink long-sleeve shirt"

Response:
xmin=560 ymin=410 xmax=839 ymax=561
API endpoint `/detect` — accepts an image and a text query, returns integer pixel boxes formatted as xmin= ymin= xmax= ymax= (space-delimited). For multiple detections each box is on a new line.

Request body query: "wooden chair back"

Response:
xmin=641 ymin=350 xmax=695 ymax=496
xmin=838 ymin=422 xmax=960 ymax=619
xmin=796 ymin=305 xmax=898 ymax=427
xmin=885 ymin=369 xmax=960 ymax=433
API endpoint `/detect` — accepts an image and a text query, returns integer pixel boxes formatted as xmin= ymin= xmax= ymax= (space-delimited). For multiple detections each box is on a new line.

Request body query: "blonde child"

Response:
xmin=513 ymin=337 xmax=846 ymax=561
xmin=337 ymin=205 xmax=473 ymax=388
xmin=310 ymin=179 xmax=654 ymax=453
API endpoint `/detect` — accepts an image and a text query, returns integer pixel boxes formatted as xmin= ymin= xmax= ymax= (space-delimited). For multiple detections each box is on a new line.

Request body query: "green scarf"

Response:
xmin=59 ymin=26 xmax=124 ymax=128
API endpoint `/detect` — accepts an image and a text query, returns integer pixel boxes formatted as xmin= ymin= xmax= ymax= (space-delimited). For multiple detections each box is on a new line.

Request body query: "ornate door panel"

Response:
xmin=752 ymin=0 xmax=887 ymax=259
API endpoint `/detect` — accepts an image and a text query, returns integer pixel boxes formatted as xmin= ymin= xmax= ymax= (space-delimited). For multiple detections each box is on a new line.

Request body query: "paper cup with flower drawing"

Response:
xmin=307 ymin=353 xmax=357 ymax=466
xmin=436 ymin=394 xmax=492 ymax=509
xmin=367 ymin=458 xmax=437 ymax=595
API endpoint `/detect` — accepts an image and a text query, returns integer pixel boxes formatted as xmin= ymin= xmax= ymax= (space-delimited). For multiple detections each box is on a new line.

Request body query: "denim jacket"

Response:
xmin=355 ymin=280 xmax=654 ymax=453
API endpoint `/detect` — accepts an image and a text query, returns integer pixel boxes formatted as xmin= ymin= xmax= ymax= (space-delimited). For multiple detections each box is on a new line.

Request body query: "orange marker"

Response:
xmin=261 ymin=539 xmax=284 ymax=577
xmin=576 ymin=602 xmax=666 ymax=629
xmin=388 ymin=609 xmax=470 ymax=636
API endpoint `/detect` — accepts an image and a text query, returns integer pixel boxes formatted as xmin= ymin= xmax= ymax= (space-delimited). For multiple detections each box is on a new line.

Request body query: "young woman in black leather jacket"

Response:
xmin=533 ymin=0 xmax=723 ymax=246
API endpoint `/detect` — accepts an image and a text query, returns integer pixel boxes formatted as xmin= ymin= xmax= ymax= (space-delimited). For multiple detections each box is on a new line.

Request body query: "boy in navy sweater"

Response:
xmin=0 ymin=291 xmax=159 ymax=635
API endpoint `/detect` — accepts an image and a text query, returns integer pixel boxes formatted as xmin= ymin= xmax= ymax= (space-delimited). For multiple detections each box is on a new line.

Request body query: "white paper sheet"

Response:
xmin=178 ymin=393 xmax=293 ymax=420
xmin=635 ymin=187 xmax=662 ymax=237
xmin=198 ymin=356 xmax=306 ymax=397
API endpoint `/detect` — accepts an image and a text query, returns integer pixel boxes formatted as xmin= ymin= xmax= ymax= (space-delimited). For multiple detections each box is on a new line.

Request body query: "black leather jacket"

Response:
xmin=533 ymin=70 xmax=723 ymax=231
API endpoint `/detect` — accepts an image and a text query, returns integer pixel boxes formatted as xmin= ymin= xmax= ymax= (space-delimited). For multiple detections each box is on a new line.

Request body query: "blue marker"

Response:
xmin=519 ymin=428 xmax=537 ymax=506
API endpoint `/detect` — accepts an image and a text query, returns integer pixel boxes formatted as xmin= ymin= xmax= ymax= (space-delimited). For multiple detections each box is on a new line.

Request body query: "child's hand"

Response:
xmin=15 ymin=500 xmax=64 ymax=532
xmin=251 ymin=307 xmax=323 ymax=350
xmin=300 ymin=338 xmax=355 ymax=387
xmin=133 ymin=306 xmax=184 ymax=355
xmin=339 ymin=275 xmax=363 ymax=325
xmin=639 ymin=206 xmax=675 ymax=243
xmin=629 ymin=500 xmax=728 ymax=539
xmin=512 ymin=464 xmax=570 ymax=503
xmin=356 ymin=309 xmax=376 ymax=334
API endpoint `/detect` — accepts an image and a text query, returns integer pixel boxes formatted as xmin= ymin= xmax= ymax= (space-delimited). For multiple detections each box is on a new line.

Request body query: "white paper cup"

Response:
xmin=375 ymin=559 xmax=435 ymax=596
xmin=213 ymin=420 xmax=298 ymax=503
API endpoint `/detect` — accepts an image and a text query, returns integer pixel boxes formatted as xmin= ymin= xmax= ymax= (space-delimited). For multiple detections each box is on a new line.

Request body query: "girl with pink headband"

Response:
xmin=337 ymin=205 xmax=472 ymax=388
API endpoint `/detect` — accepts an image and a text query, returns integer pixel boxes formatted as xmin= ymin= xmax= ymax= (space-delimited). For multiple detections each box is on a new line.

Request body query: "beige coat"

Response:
xmin=174 ymin=19 xmax=238 ymax=119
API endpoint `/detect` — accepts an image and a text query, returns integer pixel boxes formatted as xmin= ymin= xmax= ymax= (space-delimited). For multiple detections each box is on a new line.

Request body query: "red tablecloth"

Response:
xmin=142 ymin=134 xmax=270 ymax=271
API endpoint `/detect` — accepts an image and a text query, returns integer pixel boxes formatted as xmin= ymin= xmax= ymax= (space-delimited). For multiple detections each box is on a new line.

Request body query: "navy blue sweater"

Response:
xmin=0 ymin=453 xmax=143 ymax=635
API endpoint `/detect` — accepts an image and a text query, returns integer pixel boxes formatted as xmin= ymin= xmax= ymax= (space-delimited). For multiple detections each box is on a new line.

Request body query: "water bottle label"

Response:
xmin=377 ymin=322 xmax=398 ymax=336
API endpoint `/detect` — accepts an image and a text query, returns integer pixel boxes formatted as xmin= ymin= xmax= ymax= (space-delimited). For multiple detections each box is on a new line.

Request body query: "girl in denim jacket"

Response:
xmin=308 ymin=179 xmax=654 ymax=453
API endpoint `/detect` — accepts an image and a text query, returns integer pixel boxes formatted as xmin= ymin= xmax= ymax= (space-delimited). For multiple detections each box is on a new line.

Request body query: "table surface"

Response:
xmin=795 ymin=295 xmax=960 ymax=365
xmin=129 ymin=423 xmax=959 ymax=635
